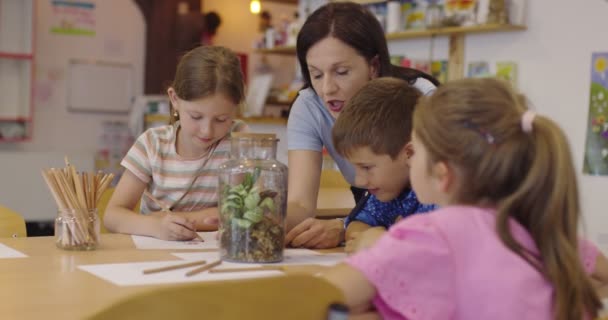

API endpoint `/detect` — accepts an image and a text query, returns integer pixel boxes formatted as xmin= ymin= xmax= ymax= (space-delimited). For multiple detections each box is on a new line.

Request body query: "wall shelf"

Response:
xmin=255 ymin=23 xmax=526 ymax=81
xmin=255 ymin=45 xmax=297 ymax=55
xmin=385 ymin=24 xmax=526 ymax=40
xmin=239 ymin=116 xmax=288 ymax=125
xmin=0 ymin=52 xmax=33 ymax=60
xmin=144 ymin=113 xmax=171 ymax=124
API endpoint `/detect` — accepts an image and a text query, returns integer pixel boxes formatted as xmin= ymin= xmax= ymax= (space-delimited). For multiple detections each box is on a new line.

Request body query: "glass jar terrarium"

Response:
xmin=218 ymin=133 xmax=287 ymax=263
xmin=55 ymin=208 xmax=100 ymax=250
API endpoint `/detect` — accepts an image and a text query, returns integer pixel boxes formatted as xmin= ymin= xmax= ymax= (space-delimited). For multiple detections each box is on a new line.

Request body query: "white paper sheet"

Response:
xmin=78 ymin=256 xmax=281 ymax=286
xmin=78 ymin=250 xmax=346 ymax=286
xmin=131 ymin=231 xmax=219 ymax=250
xmin=172 ymin=249 xmax=346 ymax=267
xmin=0 ymin=243 xmax=27 ymax=259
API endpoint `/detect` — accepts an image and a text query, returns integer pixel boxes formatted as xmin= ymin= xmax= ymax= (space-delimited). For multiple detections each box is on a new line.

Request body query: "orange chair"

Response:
xmin=0 ymin=205 xmax=27 ymax=238
xmin=96 ymin=188 xmax=140 ymax=234
xmin=88 ymin=274 xmax=344 ymax=320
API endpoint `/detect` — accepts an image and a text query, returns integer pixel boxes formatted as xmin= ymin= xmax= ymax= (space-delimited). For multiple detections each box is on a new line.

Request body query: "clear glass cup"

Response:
xmin=55 ymin=208 xmax=100 ymax=250
xmin=218 ymin=133 xmax=287 ymax=263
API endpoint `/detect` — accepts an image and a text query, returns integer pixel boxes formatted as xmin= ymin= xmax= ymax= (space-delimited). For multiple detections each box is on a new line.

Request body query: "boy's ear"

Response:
xmin=402 ymin=141 xmax=414 ymax=165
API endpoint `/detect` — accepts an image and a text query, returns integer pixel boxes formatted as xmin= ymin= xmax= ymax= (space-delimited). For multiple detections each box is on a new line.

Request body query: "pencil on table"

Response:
xmin=142 ymin=260 xmax=207 ymax=275
xmin=185 ymin=259 xmax=222 ymax=277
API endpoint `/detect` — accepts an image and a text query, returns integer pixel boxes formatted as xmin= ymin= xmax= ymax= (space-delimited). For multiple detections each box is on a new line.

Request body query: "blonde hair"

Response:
xmin=333 ymin=78 xmax=421 ymax=159
xmin=170 ymin=46 xmax=244 ymax=123
xmin=413 ymin=78 xmax=601 ymax=319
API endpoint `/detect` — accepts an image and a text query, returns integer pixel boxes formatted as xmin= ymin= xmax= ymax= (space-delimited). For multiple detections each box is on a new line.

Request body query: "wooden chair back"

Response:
xmin=0 ymin=205 xmax=27 ymax=238
xmin=88 ymin=274 xmax=344 ymax=320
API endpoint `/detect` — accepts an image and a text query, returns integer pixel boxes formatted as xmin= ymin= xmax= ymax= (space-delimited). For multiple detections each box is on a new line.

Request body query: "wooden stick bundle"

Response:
xmin=41 ymin=157 xmax=114 ymax=249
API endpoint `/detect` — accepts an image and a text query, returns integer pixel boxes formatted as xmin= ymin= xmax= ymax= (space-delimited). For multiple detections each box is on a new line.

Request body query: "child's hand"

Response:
xmin=345 ymin=227 xmax=386 ymax=255
xmin=156 ymin=213 xmax=200 ymax=241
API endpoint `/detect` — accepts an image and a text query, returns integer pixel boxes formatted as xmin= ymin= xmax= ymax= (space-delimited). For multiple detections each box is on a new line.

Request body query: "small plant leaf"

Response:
xmin=259 ymin=197 xmax=275 ymax=212
xmin=244 ymin=192 xmax=261 ymax=211
xmin=234 ymin=218 xmax=253 ymax=229
xmin=243 ymin=209 xmax=263 ymax=223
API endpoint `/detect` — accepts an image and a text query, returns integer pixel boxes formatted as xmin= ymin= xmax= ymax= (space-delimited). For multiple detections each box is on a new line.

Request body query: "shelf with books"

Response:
xmin=254 ymin=23 xmax=525 ymax=80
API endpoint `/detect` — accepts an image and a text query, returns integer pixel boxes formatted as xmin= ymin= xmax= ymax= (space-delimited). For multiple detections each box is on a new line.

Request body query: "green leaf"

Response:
xmin=243 ymin=171 xmax=255 ymax=190
xmin=244 ymin=192 xmax=261 ymax=211
xmin=243 ymin=208 xmax=263 ymax=223
xmin=233 ymin=218 xmax=253 ymax=229
xmin=221 ymin=201 xmax=240 ymax=213
xmin=259 ymin=197 xmax=275 ymax=212
xmin=251 ymin=167 xmax=261 ymax=185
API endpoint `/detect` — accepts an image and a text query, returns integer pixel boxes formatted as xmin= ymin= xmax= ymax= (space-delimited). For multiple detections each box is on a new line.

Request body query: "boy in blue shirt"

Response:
xmin=332 ymin=77 xmax=437 ymax=253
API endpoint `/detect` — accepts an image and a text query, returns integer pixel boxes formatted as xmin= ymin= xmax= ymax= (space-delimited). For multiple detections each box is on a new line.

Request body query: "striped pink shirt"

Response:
xmin=121 ymin=121 xmax=246 ymax=214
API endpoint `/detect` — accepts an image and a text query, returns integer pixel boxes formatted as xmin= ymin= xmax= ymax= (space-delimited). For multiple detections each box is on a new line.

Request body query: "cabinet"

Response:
xmin=0 ymin=0 xmax=34 ymax=142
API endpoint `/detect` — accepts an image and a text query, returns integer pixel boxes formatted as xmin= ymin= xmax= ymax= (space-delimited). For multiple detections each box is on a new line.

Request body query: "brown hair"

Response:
xmin=413 ymin=78 xmax=601 ymax=319
xmin=333 ymin=78 xmax=421 ymax=159
xmin=296 ymin=2 xmax=439 ymax=91
xmin=170 ymin=46 xmax=244 ymax=123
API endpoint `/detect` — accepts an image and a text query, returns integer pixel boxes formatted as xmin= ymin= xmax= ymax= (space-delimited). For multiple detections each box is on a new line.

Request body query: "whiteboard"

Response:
xmin=67 ymin=59 xmax=133 ymax=113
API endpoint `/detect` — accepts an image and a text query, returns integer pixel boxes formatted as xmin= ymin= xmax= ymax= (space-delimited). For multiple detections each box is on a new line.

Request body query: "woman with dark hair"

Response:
xmin=285 ymin=2 xmax=439 ymax=249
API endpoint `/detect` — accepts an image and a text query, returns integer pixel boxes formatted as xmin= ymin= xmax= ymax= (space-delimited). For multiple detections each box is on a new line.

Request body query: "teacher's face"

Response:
xmin=306 ymin=36 xmax=378 ymax=119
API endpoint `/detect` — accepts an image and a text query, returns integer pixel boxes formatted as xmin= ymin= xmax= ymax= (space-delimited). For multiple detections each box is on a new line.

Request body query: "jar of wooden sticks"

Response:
xmin=55 ymin=208 xmax=100 ymax=250
xmin=41 ymin=157 xmax=113 ymax=251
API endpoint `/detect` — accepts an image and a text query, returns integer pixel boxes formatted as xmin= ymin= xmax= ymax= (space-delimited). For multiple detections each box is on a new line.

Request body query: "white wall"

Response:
xmin=0 ymin=0 xmax=145 ymax=221
xmin=389 ymin=0 xmax=608 ymax=245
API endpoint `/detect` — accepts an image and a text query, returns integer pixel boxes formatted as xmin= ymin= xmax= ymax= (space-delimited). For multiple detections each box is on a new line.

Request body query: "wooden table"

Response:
xmin=315 ymin=188 xmax=355 ymax=219
xmin=0 ymin=234 xmax=341 ymax=319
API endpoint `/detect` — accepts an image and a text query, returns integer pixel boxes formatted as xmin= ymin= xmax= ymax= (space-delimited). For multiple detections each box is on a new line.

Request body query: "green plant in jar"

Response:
xmin=220 ymin=167 xmax=284 ymax=262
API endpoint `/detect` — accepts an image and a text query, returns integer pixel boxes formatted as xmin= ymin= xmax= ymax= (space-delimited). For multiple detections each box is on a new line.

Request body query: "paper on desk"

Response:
xmin=78 ymin=254 xmax=281 ymax=287
xmin=0 ymin=243 xmax=27 ymax=259
xmin=172 ymin=249 xmax=346 ymax=266
xmin=78 ymin=250 xmax=346 ymax=286
xmin=131 ymin=231 xmax=219 ymax=250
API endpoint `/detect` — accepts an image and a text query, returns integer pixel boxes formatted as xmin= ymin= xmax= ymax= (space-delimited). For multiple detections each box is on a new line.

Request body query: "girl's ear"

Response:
xmin=433 ymin=161 xmax=454 ymax=194
xmin=370 ymin=55 xmax=380 ymax=79
xmin=167 ymin=87 xmax=179 ymax=111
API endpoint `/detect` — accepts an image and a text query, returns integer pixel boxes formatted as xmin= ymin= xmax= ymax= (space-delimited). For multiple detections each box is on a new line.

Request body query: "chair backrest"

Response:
xmin=320 ymin=169 xmax=350 ymax=189
xmin=0 ymin=205 xmax=27 ymax=238
xmin=96 ymin=187 xmax=114 ymax=234
xmin=88 ymin=274 xmax=345 ymax=320
xmin=97 ymin=187 xmax=139 ymax=234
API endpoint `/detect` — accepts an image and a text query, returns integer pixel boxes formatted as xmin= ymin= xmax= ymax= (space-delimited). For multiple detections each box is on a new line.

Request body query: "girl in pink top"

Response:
xmin=322 ymin=78 xmax=608 ymax=319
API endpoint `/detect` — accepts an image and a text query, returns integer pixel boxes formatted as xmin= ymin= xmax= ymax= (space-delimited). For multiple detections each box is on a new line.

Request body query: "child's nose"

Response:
xmin=200 ymin=122 xmax=214 ymax=137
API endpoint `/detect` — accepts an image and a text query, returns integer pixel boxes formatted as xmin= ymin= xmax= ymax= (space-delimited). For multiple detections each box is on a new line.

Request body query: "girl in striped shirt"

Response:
xmin=105 ymin=46 xmax=246 ymax=240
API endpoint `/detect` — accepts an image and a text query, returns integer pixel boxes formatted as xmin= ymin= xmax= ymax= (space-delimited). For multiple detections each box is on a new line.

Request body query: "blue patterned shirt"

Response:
xmin=345 ymin=189 xmax=438 ymax=229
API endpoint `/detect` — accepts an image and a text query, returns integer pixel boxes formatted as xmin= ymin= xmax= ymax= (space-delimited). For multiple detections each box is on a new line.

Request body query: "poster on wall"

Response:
xmin=50 ymin=1 xmax=96 ymax=36
xmin=583 ymin=52 xmax=608 ymax=175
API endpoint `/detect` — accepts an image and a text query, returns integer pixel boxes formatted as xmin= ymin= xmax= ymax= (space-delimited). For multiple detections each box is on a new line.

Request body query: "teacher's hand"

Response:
xmin=285 ymin=218 xmax=344 ymax=249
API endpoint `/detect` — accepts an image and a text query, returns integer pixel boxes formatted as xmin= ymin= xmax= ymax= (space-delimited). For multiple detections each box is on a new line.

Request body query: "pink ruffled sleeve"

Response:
xmin=579 ymin=238 xmax=599 ymax=274
xmin=346 ymin=214 xmax=455 ymax=320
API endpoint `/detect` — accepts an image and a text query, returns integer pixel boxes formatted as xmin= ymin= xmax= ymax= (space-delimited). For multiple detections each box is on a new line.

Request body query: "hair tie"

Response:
xmin=521 ymin=110 xmax=536 ymax=133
